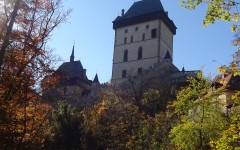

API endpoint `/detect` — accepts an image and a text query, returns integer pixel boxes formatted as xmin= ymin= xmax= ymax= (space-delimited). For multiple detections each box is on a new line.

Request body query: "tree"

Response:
xmin=180 ymin=0 xmax=240 ymax=75
xmin=210 ymin=92 xmax=240 ymax=149
xmin=45 ymin=101 xmax=83 ymax=150
xmin=0 ymin=0 xmax=70 ymax=149
xmin=0 ymin=0 xmax=21 ymax=73
xmin=0 ymin=90 xmax=53 ymax=149
xmin=81 ymin=87 xmax=155 ymax=150
xmin=169 ymin=73 xmax=228 ymax=149
xmin=115 ymin=61 xmax=177 ymax=116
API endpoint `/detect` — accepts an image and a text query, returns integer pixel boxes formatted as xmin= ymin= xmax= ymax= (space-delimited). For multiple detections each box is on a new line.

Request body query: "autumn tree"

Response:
xmin=115 ymin=62 xmax=177 ymax=116
xmin=0 ymin=0 xmax=70 ymax=149
xmin=81 ymin=86 xmax=155 ymax=150
xmin=180 ymin=0 xmax=240 ymax=75
xmin=45 ymin=101 xmax=83 ymax=150
xmin=178 ymin=1 xmax=240 ymax=149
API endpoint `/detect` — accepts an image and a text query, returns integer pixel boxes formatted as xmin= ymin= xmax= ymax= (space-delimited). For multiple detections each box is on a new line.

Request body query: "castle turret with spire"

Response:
xmin=43 ymin=46 xmax=100 ymax=107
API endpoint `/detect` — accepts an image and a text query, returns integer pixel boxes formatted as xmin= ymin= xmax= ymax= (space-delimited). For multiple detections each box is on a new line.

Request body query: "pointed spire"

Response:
xmin=182 ymin=67 xmax=185 ymax=72
xmin=164 ymin=51 xmax=172 ymax=59
xmin=93 ymin=74 xmax=100 ymax=84
xmin=70 ymin=45 xmax=75 ymax=62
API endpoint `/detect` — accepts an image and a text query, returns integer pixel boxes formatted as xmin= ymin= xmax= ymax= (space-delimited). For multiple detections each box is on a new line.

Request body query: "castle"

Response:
xmin=43 ymin=0 xmax=198 ymax=105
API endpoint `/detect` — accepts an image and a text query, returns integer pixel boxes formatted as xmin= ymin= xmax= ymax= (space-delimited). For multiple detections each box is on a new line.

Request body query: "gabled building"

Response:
xmin=42 ymin=46 xmax=97 ymax=107
xmin=212 ymin=73 xmax=240 ymax=113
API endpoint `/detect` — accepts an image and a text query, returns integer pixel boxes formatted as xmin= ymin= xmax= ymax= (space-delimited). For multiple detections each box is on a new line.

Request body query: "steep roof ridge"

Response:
xmin=121 ymin=0 xmax=164 ymax=20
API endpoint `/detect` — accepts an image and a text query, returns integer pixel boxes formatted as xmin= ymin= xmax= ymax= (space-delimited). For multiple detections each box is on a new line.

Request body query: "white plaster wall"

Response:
xmin=115 ymin=20 xmax=159 ymax=45
xmin=112 ymin=19 xmax=174 ymax=84
xmin=160 ymin=21 xmax=174 ymax=59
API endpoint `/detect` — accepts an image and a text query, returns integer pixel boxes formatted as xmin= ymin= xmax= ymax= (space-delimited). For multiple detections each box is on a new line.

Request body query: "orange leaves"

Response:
xmin=0 ymin=0 xmax=70 ymax=149
xmin=0 ymin=88 xmax=53 ymax=148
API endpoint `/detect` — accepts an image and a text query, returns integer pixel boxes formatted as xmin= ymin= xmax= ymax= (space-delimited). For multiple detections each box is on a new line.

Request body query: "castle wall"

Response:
xmin=160 ymin=20 xmax=174 ymax=59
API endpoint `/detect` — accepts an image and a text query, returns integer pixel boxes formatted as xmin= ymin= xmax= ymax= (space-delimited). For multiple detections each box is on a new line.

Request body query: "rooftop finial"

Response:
xmin=70 ymin=43 xmax=75 ymax=62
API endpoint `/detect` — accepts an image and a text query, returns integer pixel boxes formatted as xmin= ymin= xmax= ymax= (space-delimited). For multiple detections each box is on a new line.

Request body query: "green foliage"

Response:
xmin=45 ymin=101 xmax=83 ymax=150
xmin=211 ymin=114 xmax=240 ymax=150
xmin=180 ymin=0 xmax=238 ymax=26
xmin=171 ymin=73 xmax=210 ymax=116
xmin=141 ymin=89 xmax=163 ymax=116
xmin=152 ymin=112 xmax=178 ymax=150
xmin=180 ymin=0 xmax=240 ymax=75
xmin=210 ymin=92 xmax=240 ymax=149
xmin=170 ymin=73 xmax=228 ymax=149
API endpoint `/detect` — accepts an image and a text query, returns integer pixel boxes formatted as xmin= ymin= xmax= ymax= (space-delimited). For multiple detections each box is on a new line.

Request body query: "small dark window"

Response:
xmin=63 ymin=87 xmax=67 ymax=95
xmin=131 ymin=36 xmax=133 ymax=43
xmin=125 ymin=29 xmax=128 ymax=33
xmin=146 ymin=25 xmax=149 ymax=29
xmin=124 ymin=37 xmax=127 ymax=44
xmin=142 ymin=33 xmax=145 ymax=41
xmin=123 ymin=49 xmax=128 ymax=62
xmin=122 ymin=70 xmax=126 ymax=78
xmin=138 ymin=68 xmax=142 ymax=75
xmin=135 ymin=27 xmax=138 ymax=31
xmin=138 ymin=47 xmax=142 ymax=60
xmin=151 ymin=29 xmax=157 ymax=38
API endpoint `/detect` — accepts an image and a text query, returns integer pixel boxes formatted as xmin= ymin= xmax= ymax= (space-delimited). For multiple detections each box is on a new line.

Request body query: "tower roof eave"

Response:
xmin=118 ymin=0 xmax=164 ymax=20
xmin=113 ymin=11 xmax=176 ymax=35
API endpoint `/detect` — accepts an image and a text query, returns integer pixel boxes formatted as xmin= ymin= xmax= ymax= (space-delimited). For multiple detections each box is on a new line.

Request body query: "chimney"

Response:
xmin=121 ymin=9 xmax=125 ymax=16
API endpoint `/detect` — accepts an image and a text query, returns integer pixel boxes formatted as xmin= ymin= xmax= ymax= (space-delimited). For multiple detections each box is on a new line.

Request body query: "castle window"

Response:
xmin=123 ymin=49 xmax=128 ymax=62
xmin=135 ymin=27 xmax=138 ymax=31
xmin=138 ymin=67 xmax=142 ymax=75
xmin=146 ymin=25 xmax=149 ymax=29
xmin=63 ymin=87 xmax=67 ymax=95
xmin=125 ymin=29 xmax=128 ymax=33
xmin=151 ymin=29 xmax=157 ymax=38
xmin=138 ymin=47 xmax=142 ymax=60
xmin=131 ymin=36 xmax=133 ymax=43
xmin=142 ymin=33 xmax=145 ymax=41
xmin=122 ymin=70 xmax=126 ymax=78
xmin=124 ymin=37 xmax=127 ymax=44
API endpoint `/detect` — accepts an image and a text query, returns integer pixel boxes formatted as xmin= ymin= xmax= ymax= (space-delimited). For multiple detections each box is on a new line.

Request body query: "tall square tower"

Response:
xmin=111 ymin=0 xmax=176 ymax=84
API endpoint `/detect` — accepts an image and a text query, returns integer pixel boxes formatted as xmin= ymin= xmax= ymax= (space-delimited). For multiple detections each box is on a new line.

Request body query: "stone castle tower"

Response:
xmin=111 ymin=0 xmax=177 ymax=84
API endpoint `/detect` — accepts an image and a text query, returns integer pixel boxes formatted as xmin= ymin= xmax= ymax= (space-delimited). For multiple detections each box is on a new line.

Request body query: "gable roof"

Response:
xmin=213 ymin=73 xmax=240 ymax=90
xmin=119 ymin=0 xmax=164 ymax=20
xmin=113 ymin=0 xmax=176 ymax=34
xmin=56 ymin=61 xmax=86 ymax=79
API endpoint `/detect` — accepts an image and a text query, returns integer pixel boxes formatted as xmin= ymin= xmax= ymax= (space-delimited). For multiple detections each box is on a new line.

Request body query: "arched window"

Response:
xmin=122 ymin=70 xmax=126 ymax=78
xmin=123 ymin=49 xmax=128 ymax=62
xmin=138 ymin=47 xmax=142 ymax=60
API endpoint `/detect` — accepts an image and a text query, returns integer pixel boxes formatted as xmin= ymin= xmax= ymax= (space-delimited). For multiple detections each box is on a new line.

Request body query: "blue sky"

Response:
xmin=49 ymin=0 xmax=236 ymax=83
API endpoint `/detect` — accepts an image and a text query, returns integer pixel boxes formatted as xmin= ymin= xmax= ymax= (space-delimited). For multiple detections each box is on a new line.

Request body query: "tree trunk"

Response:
xmin=0 ymin=0 xmax=21 ymax=75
